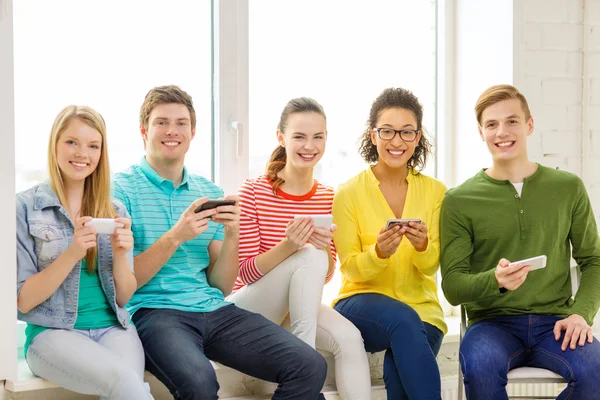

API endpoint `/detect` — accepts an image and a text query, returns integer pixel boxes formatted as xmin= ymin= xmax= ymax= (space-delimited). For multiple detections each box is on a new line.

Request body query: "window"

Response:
xmin=248 ymin=0 xmax=437 ymax=304
xmin=14 ymin=0 xmax=213 ymax=193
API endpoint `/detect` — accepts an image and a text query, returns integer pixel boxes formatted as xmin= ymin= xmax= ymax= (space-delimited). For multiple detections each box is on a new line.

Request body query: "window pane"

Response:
xmin=14 ymin=0 xmax=212 ymax=193
xmin=249 ymin=0 xmax=437 ymax=304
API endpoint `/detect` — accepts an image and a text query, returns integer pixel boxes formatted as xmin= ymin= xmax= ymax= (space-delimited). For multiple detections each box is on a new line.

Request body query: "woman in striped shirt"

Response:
xmin=226 ymin=98 xmax=371 ymax=400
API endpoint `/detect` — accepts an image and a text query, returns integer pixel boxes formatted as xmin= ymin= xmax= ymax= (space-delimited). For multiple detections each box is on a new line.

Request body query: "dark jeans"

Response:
xmin=460 ymin=314 xmax=600 ymax=400
xmin=335 ymin=293 xmax=443 ymax=400
xmin=133 ymin=304 xmax=327 ymax=400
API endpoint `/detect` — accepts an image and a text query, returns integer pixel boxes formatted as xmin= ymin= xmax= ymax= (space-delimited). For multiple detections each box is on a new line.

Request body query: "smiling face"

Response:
xmin=56 ymin=118 xmax=102 ymax=186
xmin=277 ymin=112 xmax=327 ymax=171
xmin=369 ymin=107 xmax=421 ymax=170
xmin=479 ymin=98 xmax=534 ymax=163
xmin=142 ymin=103 xmax=195 ymax=165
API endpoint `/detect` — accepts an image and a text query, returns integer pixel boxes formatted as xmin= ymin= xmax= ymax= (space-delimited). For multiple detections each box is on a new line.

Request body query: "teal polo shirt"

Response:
xmin=112 ymin=157 xmax=228 ymax=315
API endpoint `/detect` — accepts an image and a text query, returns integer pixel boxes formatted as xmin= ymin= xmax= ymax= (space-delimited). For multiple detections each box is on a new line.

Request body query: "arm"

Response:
xmin=206 ymin=195 xmax=241 ymax=296
xmin=112 ymin=253 xmax=136 ymax=306
xmin=325 ymin=241 xmax=337 ymax=283
xmin=332 ymin=189 xmax=388 ymax=283
xmin=255 ymin=239 xmax=302 ymax=274
xmin=236 ymin=183 xmax=297 ymax=283
xmin=237 ymin=182 xmax=313 ymax=280
xmin=131 ymin=230 xmax=180 ymax=289
xmin=110 ymin=214 xmax=137 ymax=307
xmin=207 ymin=234 xmax=239 ymax=296
xmin=440 ymin=193 xmax=502 ymax=305
xmin=568 ymin=180 xmax=600 ymax=325
xmin=18 ymin=252 xmax=81 ymax=313
xmin=308 ymin=226 xmax=337 ymax=283
xmin=133 ymin=197 xmax=219 ymax=289
xmin=17 ymin=207 xmax=95 ymax=313
xmin=408 ymin=186 xmax=445 ymax=276
xmin=112 ymin=181 xmax=164 ymax=290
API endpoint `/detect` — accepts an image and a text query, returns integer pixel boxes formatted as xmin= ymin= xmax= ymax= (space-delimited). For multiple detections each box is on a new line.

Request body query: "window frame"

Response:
xmin=0 ymin=0 xmax=18 ymax=382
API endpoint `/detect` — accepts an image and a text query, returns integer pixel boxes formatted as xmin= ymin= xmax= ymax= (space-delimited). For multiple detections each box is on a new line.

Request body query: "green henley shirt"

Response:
xmin=440 ymin=164 xmax=600 ymax=326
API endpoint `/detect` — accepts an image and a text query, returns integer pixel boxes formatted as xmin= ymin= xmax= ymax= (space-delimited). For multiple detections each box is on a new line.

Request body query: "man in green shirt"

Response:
xmin=440 ymin=84 xmax=600 ymax=400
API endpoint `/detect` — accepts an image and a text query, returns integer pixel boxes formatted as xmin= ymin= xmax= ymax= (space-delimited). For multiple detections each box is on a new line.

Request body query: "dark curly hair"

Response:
xmin=358 ymin=88 xmax=432 ymax=171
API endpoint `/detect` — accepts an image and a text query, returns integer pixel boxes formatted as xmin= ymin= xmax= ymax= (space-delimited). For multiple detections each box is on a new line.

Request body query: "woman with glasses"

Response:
xmin=331 ymin=88 xmax=447 ymax=400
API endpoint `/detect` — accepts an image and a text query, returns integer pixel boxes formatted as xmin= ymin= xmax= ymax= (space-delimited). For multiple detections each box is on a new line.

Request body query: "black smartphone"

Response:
xmin=194 ymin=200 xmax=236 ymax=213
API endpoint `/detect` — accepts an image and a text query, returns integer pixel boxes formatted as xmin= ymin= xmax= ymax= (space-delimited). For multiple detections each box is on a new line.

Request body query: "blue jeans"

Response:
xmin=460 ymin=314 xmax=600 ymax=400
xmin=27 ymin=325 xmax=153 ymax=400
xmin=335 ymin=293 xmax=443 ymax=400
xmin=133 ymin=304 xmax=327 ymax=400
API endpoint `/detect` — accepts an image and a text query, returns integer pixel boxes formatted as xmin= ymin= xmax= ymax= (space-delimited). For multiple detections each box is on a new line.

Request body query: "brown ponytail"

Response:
xmin=265 ymin=97 xmax=326 ymax=195
xmin=266 ymin=146 xmax=287 ymax=193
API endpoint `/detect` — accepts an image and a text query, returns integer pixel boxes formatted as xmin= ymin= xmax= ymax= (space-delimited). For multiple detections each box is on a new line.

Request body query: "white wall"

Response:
xmin=514 ymin=0 xmax=600 ymax=225
xmin=0 ymin=0 xmax=18 ymax=382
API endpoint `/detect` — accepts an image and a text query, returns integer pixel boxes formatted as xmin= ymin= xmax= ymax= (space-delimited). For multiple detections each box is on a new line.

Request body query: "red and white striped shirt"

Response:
xmin=233 ymin=174 xmax=337 ymax=292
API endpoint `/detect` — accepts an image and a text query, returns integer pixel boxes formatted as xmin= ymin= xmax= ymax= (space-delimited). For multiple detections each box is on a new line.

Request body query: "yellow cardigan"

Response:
xmin=332 ymin=167 xmax=448 ymax=334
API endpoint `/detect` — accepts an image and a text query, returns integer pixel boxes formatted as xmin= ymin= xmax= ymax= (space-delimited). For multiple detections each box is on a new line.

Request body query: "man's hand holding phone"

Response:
xmin=171 ymin=197 xmax=218 ymax=244
xmin=495 ymin=258 xmax=531 ymax=290
xmin=210 ymin=195 xmax=241 ymax=235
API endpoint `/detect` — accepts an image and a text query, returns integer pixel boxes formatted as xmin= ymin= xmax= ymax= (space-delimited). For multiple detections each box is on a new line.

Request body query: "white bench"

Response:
xmin=5 ymin=350 xmax=388 ymax=399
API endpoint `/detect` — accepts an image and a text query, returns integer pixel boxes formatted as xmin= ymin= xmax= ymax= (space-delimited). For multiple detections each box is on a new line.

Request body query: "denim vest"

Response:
xmin=16 ymin=182 xmax=133 ymax=329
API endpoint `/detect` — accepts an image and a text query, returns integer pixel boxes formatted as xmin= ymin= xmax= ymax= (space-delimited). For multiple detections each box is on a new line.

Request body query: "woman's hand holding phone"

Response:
xmin=68 ymin=216 xmax=97 ymax=260
xmin=375 ymin=224 xmax=405 ymax=259
xmin=308 ymin=224 xmax=337 ymax=250
xmin=285 ymin=217 xmax=315 ymax=250
xmin=403 ymin=221 xmax=429 ymax=252
xmin=110 ymin=215 xmax=133 ymax=257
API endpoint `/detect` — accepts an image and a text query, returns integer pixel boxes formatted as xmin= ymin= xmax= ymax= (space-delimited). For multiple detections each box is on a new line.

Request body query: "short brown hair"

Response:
xmin=475 ymin=84 xmax=531 ymax=126
xmin=139 ymin=85 xmax=196 ymax=129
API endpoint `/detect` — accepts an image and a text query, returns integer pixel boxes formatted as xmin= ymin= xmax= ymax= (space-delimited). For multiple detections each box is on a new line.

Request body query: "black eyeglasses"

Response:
xmin=373 ymin=127 xmax=419 ymax=142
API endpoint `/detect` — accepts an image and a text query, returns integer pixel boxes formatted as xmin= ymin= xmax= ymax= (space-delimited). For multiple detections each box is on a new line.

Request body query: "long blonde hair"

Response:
xmin=47 ymin=105 xmax=116 ymax=272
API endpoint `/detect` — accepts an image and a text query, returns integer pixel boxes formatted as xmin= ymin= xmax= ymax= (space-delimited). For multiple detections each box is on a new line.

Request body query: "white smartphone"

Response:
xmin=84 ymin=218 xmax=124 ymax=235
xmin=294 ymin=214 xmax=333 ymax=230
xmin=385 ymin=218 xmax=422 ymax=231
xmin=508 ymin=255 xmax=547 ymax=271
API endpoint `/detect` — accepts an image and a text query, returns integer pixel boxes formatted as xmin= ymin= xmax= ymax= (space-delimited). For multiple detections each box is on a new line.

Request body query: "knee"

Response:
xmin=459 ymin=339 xmax=505 ymax=381
xmin=326 ymin=323 xmax=365 ymax=357
xmin=147 ymin=356 xmax=219 ymax=399
xmin=106 ymin=367 xmax=152 ymax=399
xmin=297 ymin=245 xmax=329 ymax=275
xmin=289 ymin=346 xmax=327 ymax=388
xmin=388 ymin=305 xmax=425 ymax=340
xmin=570 ymin=349 xmax=600 ymax=393
xmin=172 ymin=364 xmax=219 ymax=399
xmin=309 ymin=349 xmax=328 ymax=387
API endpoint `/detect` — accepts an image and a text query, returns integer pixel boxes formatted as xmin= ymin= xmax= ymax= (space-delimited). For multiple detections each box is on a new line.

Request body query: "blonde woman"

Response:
xmin=16 ymin=106 xmax=153 ymax=399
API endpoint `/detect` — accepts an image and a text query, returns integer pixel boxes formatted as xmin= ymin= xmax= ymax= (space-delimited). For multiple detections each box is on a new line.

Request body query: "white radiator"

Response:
xmin=441 ymin=377 xmax=563 ymax=400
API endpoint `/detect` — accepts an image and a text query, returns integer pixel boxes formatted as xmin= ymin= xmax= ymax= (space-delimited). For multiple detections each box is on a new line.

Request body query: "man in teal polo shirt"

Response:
xmin=440 ymin=84 xmax=600 ymax=399
xmin=112 ymin=85 xmax=326 ymax=400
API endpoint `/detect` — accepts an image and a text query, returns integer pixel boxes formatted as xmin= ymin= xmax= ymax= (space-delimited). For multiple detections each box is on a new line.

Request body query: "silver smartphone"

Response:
xmin=385 ymin=218 xmax=422 ymax=230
